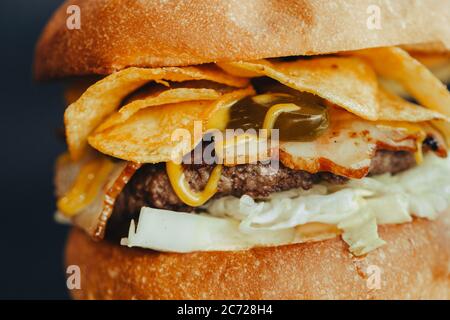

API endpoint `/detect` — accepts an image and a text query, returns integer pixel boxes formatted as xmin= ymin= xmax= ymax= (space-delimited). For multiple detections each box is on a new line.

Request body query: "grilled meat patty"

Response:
xmin=112 ymin=150 xmax=415 ymax=218
xmin=106 ymin=149 xmax=418 ymax=239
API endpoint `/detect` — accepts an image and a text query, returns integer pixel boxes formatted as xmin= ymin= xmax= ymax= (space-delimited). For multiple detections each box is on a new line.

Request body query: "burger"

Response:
xmin=35 ymin=0 xmax=450 ymax=299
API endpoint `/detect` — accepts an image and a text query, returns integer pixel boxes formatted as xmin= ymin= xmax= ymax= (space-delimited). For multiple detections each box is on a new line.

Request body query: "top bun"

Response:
xmin=34 ymin=0 xmax=450 ymax=80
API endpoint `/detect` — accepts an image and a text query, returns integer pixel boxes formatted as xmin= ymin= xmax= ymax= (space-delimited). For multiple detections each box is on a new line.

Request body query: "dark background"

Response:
xmin=0 ymin=0 xmax=69 ymax=299
xmin=0 ymin=0 xmax=448 ymax=301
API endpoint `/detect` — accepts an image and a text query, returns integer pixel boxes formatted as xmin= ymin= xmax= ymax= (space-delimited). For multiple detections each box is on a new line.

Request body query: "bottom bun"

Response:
xmin=66 ymin=211 xmax=450 ymax=300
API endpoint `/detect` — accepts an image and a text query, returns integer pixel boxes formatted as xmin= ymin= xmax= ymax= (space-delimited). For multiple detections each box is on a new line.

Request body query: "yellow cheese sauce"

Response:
xmin=57 ymin=157 xmax=115 ymax=216
xmin=262 ymin=103 xmax=301 ymax=133
xmin=376 ymin=121 xmax=427 ymax=164
xmin=166 ymin=161 xmax=223 ymax=207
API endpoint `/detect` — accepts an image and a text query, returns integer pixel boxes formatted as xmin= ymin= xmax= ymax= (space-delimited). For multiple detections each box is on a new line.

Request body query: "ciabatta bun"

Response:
xmin=66 ymin=211 xmax=450 ymax=300
xmin=35 ymin=0 xmax=450 ymax=80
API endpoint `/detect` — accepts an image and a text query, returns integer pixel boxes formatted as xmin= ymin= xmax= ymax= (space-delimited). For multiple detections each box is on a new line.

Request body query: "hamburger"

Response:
xmin=35 ymin=0 xmax=450 ymax=299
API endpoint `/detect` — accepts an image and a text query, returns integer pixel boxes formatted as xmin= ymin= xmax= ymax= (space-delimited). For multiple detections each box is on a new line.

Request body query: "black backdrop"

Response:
xmin=0 ymin=0 xmax=69 ymax=299
xmin=1 ymin=0 xmax=449 ymax=301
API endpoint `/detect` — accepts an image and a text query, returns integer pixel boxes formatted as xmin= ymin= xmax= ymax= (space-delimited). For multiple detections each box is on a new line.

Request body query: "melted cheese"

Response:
xmin=262 ymin=103 xmax=301 ymax=133
xmin=57 ymin=157 xmax=115 ymax=217
xmin=376 ymin=121 xmax=427 ymax=164
xmin=166 ymin=161 xmax=223 ymax=207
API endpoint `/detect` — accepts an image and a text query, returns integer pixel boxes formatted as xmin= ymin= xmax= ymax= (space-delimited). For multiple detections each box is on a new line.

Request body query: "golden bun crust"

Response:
xmin=35 ymin=0 xmax=450 ymax=80
xmin=66 ymin=210 xmax=450 ymax=300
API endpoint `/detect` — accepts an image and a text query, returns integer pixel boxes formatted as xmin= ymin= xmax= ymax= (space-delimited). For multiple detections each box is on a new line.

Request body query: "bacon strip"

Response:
xmin=55 ymin=152 xmax=140 ymax=239
xmin=279 ymin=108 xmax=444 ymax=178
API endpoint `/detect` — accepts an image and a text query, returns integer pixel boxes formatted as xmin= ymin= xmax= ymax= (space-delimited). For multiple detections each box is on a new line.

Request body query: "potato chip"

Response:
xmin=221 ymin=57 xmax=380 ymax=120
xmin=377 ymin=87 xmax=449 ymax=122
xmin=88 ymin=88 xmax=254 ymax=163
xmin=95 ymin=88 xmax=221 ymax=132
xmin=352 ymin=47 xmax=450 ymax=142
xmin=410 ymin=52 xmax=450 ymax=74
xmin=216 ymin=62 xmax=262 ymax=78
xmin=65 ymin=65 xmax=249 ymax=160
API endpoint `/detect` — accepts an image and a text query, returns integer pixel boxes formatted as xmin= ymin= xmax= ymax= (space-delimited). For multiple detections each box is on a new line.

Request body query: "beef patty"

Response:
xmin=105 ymin=149 xmax=417 ymax=239
xmin=111 ymin=150 xmax=415 ymax=220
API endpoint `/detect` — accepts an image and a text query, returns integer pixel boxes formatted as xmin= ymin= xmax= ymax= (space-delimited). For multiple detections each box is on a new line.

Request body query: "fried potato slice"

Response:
xmin=216 ymin=62 xmax=262 ymax=78
xmin=377 ymin=87 xmax=449 ymax=122
xmin=88 ymin=88 xmax=255 ymax=163
xmin=95 ymin=88 xmax=221 ymax=132
xmin=221 ymin=57 xmax=380 ymax=120
xmin=65 ymin=65 xmax=249 ymax=160
xmin=352 ymin=47 xmax=450 ymax=143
